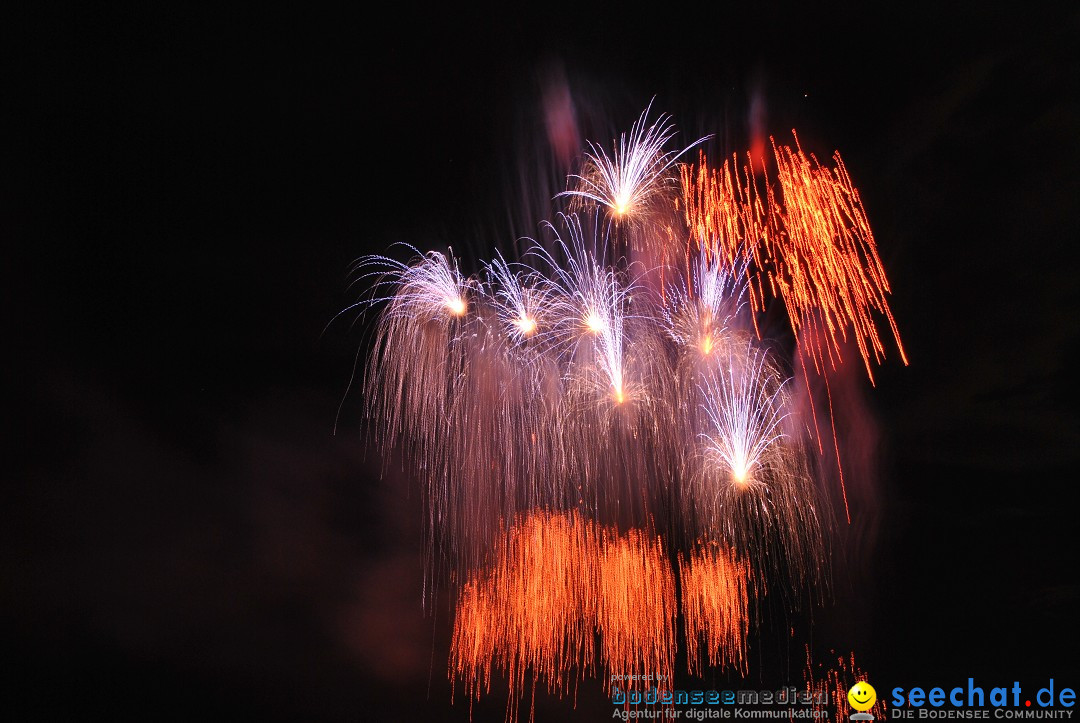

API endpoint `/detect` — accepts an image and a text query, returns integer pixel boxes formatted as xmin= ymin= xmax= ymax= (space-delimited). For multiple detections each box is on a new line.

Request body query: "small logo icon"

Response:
xmin=848 ymin=681 xmax=877 ymax=721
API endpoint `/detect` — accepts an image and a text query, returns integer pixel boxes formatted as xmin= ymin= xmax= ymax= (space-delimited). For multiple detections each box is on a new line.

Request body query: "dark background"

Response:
xmin=4 ymin=4 xmax=1079 ymax=721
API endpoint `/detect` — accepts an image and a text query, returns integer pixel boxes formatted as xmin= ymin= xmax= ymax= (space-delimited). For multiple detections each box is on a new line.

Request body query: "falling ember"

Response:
xmin=680 ymin=545 xmax=750 ymax=676
xmin=769 ymin=133 xmax=907 ymax=383
xmin=449 ymin=512 xmax=600 ymax=718
xmin=679 ymin=151 xmax=766 ymax=270
xmin=802 ymin=647 xmax=888 ymax=721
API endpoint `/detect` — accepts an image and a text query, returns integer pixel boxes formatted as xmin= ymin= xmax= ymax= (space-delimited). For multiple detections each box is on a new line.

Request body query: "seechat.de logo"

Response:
xmin=891 ymin=679 xmax=1075 ymax=719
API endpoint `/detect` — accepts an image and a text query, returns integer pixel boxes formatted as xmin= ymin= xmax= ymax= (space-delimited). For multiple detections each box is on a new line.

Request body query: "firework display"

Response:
xmin=350 ymin=100 xmax=905 ymax=716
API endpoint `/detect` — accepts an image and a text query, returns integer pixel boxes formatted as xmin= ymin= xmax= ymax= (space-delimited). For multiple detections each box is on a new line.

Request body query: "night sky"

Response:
xmin=5 ymin=5 xmax=1080 ymax=721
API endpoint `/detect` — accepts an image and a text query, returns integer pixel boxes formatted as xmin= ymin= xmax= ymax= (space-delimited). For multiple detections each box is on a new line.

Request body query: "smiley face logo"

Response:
xmin=848 ymin=681 xmax=877 ymax=712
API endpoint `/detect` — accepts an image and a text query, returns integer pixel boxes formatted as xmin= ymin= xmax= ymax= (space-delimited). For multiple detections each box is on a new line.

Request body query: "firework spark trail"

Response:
xmin=537 ymin=214 xmax=637 ymax=405
xmin=679 ymin=137 xmax=906 ymax=384
xmin=449 ymin=512 xmax=599 ymax=719
xmin=558 ymin=101 xmax=709 ymax=277
xmin=663 ymin=257 xmax=757 ymax=542
xmin=700 ymin=342 xmax=790 ymax=488
xmin=802 ymin=647 xmax=888 ymax=720
xmin=449 ymin=512 xmax=677 ymax=720
xmin=679 ymin=151 xmax=768 ymax=270
xmin=596 ymin=526 xmax=676 ymax=697
xmin=477 ymin=253 xmax=571 ymax=515
xmin=530 ymin=215 xmax=679 ymax=527
xmin=349 ymin=249 xmax=480 ymax=581
xmin=679 ymin=545 xmax=750 ymax=676
xmin=484 ymin=251 xmax=555 ymax=345
xmin=355 ymin=249 xmax=470 ymax=463
xmin=769 ymin=133 xmax=907 ymax=384
xmin=662 ymin=252 xmax=749 ymax=360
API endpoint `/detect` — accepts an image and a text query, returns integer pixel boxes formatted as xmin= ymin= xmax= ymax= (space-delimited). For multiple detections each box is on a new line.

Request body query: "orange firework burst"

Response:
xmin=596 ymin=526 xmax=676 ymax=697
xmin=679 ymin=134 xmax=906 ymax=384
xmin=768 ymin=133 xmax=907 ymax=384
xmin=679 ymin=150 xmax=768 ymax=269
xmin=449 ymin=511 xmax=676 ymax=719
xmin=449 ymin=512 xmax=599 ymax=717
xmin=679 ymin=544 xmax=750 ymax=676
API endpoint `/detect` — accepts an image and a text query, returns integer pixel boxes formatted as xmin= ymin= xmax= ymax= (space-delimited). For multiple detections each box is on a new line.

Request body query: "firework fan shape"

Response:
xmin=347 ymin=98 xmax=905 ymax=717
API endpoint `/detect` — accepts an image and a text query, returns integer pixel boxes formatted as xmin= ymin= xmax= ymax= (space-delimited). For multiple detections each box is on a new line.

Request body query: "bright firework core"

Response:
xmin=352 ymin=99 xmax=905 ymax=719
xmin=445 ymin=295 xmax=466 ymax=315
xmin=514 ymin=316 xmax=536 ymax=335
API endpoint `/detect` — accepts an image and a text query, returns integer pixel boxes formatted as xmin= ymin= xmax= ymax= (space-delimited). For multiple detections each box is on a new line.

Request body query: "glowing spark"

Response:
xmin=515 ymin=316 xmax=536 ymax=335
xmin=663 ymin=253 xmax=748 ymax=363
xmin=484 ymin=251 xmax=555 ymax=345
xmin=585 ymin=311 xmax=607 ymax=332
xmin=446 ymin=295 xmax=466 ymax=315
xmin=530 ymin=213 xmax=642 ymax=409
